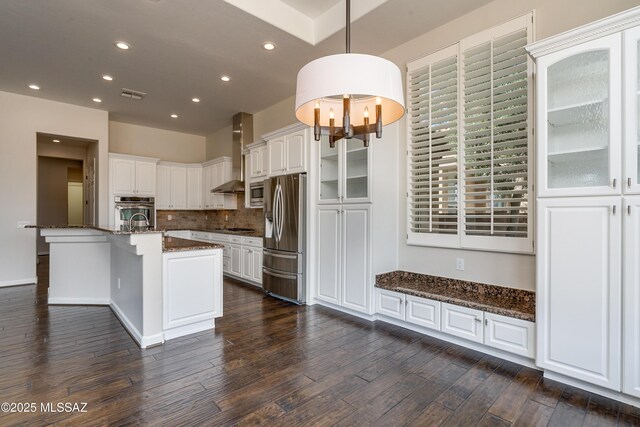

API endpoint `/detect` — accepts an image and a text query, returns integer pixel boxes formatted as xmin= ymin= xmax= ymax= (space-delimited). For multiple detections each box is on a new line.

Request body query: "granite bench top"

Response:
xmin=376 ymin=271 xmax=535 ymax=322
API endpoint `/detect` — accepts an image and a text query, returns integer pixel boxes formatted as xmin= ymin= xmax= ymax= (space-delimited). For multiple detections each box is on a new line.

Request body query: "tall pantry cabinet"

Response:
xmin=527 ymin=8 xmax=640 ymax=397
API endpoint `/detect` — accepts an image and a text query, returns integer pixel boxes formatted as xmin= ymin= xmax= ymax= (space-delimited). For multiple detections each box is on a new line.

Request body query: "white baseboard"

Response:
xmin=109 ymin=300 xmax=164 ymax=349
xmin=48 ymin=297 xmax=109 ymax=305
xmin=164 ymin=319 xmax=215 ymax=341
xmin=544 ymin=371 xmax=640 ymax=408
xmin=0 ymin=277 xmax=38 ymax=287
xmin=315 ymin=300 xmax=376 ymax=321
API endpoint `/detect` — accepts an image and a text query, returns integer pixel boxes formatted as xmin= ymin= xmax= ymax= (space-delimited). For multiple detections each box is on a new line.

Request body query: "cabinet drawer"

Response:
xmin=229 ymin=236 xmax=243 ymax=244
xmin=242 ymin=236 xmax=262 ymax=247
xmin=210 ymin=233 xmax=229 ymax=242
xmin=441 ymin=303 xmax=483 ymax=343
xmin=484 ymin=313 xmax=534 ymax=358
xmin=191 ymin=231 xmax=212 ymax=241
xmin=406 ymin=296 xmax=441 ymax=331
xmin=375 ymin=289 xmax=405 ymax=320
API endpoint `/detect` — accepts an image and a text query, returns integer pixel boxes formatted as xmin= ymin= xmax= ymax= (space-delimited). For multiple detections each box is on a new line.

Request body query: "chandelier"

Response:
xmin=294 ymin=0 xmax=405 ymax=148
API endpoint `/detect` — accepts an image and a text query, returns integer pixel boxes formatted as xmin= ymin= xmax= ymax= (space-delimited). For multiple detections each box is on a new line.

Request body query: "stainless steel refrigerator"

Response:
xmin=263 ymin=173 xmax=306 ymax=304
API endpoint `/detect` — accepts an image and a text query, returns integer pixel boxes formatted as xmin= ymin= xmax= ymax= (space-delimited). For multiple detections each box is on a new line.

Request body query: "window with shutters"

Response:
xmin=407 ymin=14 xmax=533 ymax=253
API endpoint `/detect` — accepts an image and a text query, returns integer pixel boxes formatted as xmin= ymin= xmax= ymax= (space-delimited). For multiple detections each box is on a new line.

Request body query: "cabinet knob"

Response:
xmin=612 ymin=205 xmax=617 ymax=215
xmin=629 ymin=177 xmax=632 ymax=188
xmin=612 ymin=178 xmax=617 ymax=188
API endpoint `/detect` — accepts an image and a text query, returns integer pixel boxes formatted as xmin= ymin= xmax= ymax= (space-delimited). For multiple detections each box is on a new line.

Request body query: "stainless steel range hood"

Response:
xmin=211 ymin=112 xmax=253 ymax=194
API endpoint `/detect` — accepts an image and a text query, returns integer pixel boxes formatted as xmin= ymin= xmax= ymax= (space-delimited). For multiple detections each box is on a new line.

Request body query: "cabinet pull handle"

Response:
xmin=613 ymin=178 xmax=617 ymax=188
xmin=629 ymin=177 xmax=632 ymax=188
xmin=475 ymin=317 xmax=481 ymax=323
xmin=629 ymin=205 xmax=632 ymax=215
xmin=612 ymin=205 xmax=616 ymax=215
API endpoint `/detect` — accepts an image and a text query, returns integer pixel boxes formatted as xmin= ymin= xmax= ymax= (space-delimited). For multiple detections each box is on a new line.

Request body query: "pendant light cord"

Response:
xmin=346 ymin=0 xmax=350 ymax=54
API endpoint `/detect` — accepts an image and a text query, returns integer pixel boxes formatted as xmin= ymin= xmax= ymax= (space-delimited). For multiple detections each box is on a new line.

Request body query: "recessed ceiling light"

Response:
xmin=52 ymin=139 xmax=60 ymax=143
xmin=171 ymin=114 xmax=178 ymax=118
xmin=115 ymin=41 xmax=131 ymax=50
xmin=263 ymin=42 xmax=276 ymax=51
xmin=220 ymin=75 xmax=231 ymax=82
xmin=192 ymin=97 xmax=200 ymax=103
xmin=102 ymin=75 xmax=113 ymax=81
xmin=28 ymin=84 xmax=40 ymax=90
xmin=93 ymin=98 xmax=102 ymax=103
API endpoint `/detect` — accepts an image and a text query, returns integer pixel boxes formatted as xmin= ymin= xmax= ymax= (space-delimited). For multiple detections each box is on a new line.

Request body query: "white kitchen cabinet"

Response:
xmin=249 ymin=144 xmax=268 ymax=181
xmin=229 ymin=243 xmax=242 ymax=276
xmin=162 ymin=248 xmax=223 ymax=340
xmin=624 ymin=196 xmax=640 ymax=398
xmin=484 ymin=312 xmax=534 ymax=358
xmin=534 ymin=33 xmax=622 ymax=198
xmin=266 ymin=127 xmax=308 ymax=177
xmin=251 ymin=248 xmax=263 ymax=284
xmin=186 ymin=166 xmax=202 ymax=209
xmin=316 ymin=204 xmax=371 ymax=314
xmin=624 ymin=26 xmax=640 ymax=195
xmin=536 ymin=197 xmax=621 ymax=390
xmin=202 ymin=157 xmax=237 ymax=210
xmin=375 ymin=288 xmax=405 ymax=320
xmin=319 ymin=137 xmax=371 ymax=204
xmin=406 ymin=295 xmax=441 ymax=331
xmin=156 ymin=164 xmax=187 ymax=209
xmin=441 ymin=303 xmax=484 ymax=344
xmin=109 ymin=154 xmax=158 ymax=196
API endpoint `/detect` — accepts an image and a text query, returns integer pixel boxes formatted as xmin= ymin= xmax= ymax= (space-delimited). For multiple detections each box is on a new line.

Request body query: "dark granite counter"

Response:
xmin=26 ymin=224 xmax=163 ymax=234
xmin=376 ymin=271 xmax=535 ymax=322
xmin=163 ymin=236 xmax=224 ymax=252
xmin=165 ymin=227 xmax=262 ymax=238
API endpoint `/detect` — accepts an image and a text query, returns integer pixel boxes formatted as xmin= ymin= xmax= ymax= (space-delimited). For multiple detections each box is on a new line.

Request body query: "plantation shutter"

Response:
xmin=461 ymin=17 xmax=532 ymax=252
xmin=407 ymin=45 xmax=459 ymax=246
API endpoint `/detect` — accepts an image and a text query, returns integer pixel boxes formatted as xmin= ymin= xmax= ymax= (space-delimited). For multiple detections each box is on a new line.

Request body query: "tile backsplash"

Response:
xmin=157 ymin=194 xmax=264 ymax=233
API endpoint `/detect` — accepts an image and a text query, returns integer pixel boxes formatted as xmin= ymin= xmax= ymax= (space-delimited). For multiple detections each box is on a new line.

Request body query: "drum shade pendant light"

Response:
xmin=295 ymin=0 xmax=405 ymax=147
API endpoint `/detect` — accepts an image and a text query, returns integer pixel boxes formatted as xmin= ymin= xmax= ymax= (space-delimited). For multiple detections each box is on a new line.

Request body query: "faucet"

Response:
xmin=128 ymin=212 xmax=150 ymax=230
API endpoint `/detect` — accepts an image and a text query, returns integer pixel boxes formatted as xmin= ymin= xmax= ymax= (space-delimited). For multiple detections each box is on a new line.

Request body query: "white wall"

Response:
xmin=0 ymin=91 xmax=108 ymax=286
xmin=383 ymin=0 xmax=640 ymax=290
xmin=110 ymin=121 xmax=206 ymax=163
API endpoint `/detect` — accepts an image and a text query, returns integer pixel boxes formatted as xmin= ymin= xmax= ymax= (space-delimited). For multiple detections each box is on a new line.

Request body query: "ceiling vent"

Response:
xmin=121 ymin=88 xmax=146 ymax=100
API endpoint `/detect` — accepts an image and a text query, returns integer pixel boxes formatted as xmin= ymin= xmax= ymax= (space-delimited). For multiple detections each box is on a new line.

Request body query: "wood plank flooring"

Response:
xmin=0 ymin=256 xmax=638 ymax=426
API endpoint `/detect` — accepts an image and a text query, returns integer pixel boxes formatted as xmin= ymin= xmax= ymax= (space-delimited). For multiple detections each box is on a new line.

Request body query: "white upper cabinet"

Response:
xmin=319 ymin=137 xmax=371 ymax=204
xmin=249 ymin=144 xmax=268 ymax=181
xmin=110 ymin=154 xmax=158 ymax=196
xmin=266 ymin=127 xmax=308 ymax=177
xmin=186 ymin=166 xmax=202 ymax=210
xmin=535 ymin=33 xmax=622 ymax=197
xmin=624 ymin=26 xmax=640 ymax=194
xmin=202 ymin=157 xmax=237 ymax=210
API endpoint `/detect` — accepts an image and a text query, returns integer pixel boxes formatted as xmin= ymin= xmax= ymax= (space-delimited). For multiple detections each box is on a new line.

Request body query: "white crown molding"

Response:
xmin=261 ymin=122 xmax=309 ymax=141
xmin=109 ymin=152 xmax=160 ymax=163
xmin=526 ymin=6 xmax=640 ymax=58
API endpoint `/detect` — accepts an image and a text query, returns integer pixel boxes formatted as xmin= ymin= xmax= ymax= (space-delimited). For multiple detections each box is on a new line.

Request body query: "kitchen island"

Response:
xmin=32 ymin=226 xmax=223 ymax=347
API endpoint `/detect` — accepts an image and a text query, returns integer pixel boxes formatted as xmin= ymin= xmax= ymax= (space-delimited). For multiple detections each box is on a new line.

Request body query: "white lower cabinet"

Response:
xmin=406 ymin=295 xmax=440 ymax=331
xmin=162 ymin=249 xmax=223 ymax=339
xmin=484 ymin=312 xmax=534 ymax=358
xmin=441 ymin=303 xmax=484 ymax=344
xmin=375 ymin=289 xmax=534 ymax=358
xmin=624 ymin=196 xmax=640 ymax=398
xmin=316 ymin=204 xmax=371 ymax=314
xmin=229 ymin=244 xmax=242 ymax=276
xmin=537 ymin=197 xmax=621 ymax=391
xmin=241 ymin=245 xmax=263 ymax=286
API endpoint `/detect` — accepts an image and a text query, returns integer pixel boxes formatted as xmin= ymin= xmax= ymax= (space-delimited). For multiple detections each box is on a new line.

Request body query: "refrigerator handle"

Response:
xmin=276 ymin=183 xmax=284 ymax=242
xmin=273 ymin=184 xmax=281 ymax=242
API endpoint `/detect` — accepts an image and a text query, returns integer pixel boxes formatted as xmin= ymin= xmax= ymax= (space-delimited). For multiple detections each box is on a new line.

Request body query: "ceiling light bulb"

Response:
xmin=220 ymin=75 xmax=231 ymax=82
xmin=102 ymin=75 xmax=113 ymax=81
xmin=314 ymin=101 xmax=320 ymax=109
xmin=329 ymin=109 xmax=334 ymax=119
xmin=192 ymin=97 xmax=200 ymax=103
xmin=263 ymin=42 xmax=276 ymax=51
xmin=376 ymin=97 xmax=382 ymax=105
xmin=28 ymin=84 xmax=40 ymax=90
xmin=115 ymin=41 xmax=131 ymax=50
xmin=52 ymin=139 xmax=60 ymax=143
xmin=93 ymin=98 xmax=102 ymax=103
xmin=171 ymin=114 xmax=178 ymax=118
xmin=364 ymin=107 xmax=369 ymax=118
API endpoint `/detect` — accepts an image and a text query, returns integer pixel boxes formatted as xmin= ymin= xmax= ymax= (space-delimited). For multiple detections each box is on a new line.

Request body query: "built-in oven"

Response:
xmin=249 ymin=181 xmax=264 ymax=207
xmin=114 ymin=196 xmax=155 ymax=230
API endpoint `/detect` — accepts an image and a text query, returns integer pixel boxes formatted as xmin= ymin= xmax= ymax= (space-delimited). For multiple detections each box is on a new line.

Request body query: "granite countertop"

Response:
xmin=376 ymin=271 xmax=535 ymax=322
xmin=26 ymin=224 xmax=163 ymax=235
xmin=166 ymin=227 xmax=263 ymax=237
xmin=163 ymin=236 xmax=224 ymax=252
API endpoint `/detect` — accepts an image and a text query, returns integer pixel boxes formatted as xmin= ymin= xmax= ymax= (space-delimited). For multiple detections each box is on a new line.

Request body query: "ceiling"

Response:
xmin=0 ymin=0 xmax=491 ymax=136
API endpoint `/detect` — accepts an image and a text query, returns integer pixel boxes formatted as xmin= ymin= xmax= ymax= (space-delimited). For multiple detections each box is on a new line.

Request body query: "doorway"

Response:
xmin=36 ymin=133 xmax=98 ymax=255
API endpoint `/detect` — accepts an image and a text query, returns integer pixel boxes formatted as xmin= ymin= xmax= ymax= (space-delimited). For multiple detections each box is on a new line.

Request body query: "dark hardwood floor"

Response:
xmin=0 ymin=257 xmax=638 ymax=426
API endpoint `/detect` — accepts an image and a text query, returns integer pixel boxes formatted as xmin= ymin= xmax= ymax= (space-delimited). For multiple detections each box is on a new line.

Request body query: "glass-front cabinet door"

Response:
xmin=318 ymin=136 xmax=371 ymax=203
xmin=625 ymin=26 xmax=640 ymax=194
xmin=537 ymin=33 xmax=621 ymax=197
